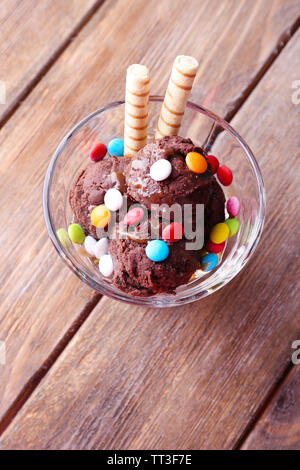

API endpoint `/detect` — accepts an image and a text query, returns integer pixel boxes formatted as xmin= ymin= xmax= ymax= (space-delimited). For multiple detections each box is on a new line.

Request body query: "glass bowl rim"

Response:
xmin=43 ymin=96 xmax=266 ymax=307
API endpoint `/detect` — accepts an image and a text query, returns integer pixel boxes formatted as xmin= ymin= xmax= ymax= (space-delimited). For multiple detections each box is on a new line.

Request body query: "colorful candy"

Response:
xmin=89 ymin=143 xmax=107 ymax=162
xmin=68 ymin=223 xmax=85 ymax=244
xmin=205 ymin=240 xmax=225 ymax=254
xmin=146 ymin=240 xmax=169 ymax=262
xmin=162 ymin=222 xmax=184 ymax=243
xmin=123 ymin=207 xmax=145 ymax=225
xmin=210 ymin=222 xmax=230 ymax=244
xmin=217 ymin=165 xmax=233 ymax=186
xmin=206 ymin=155 xmax=219 ymax=174
xmin=84 ymin=235 xmax=97 ymax=256
xmin=225 ymin=217 xmax=240 ymax=237
xmin=107 ymin=138 xmax=124 ymax=157
xmin=104 ymin=188 xmax=123 ymax=212
xmin=227 ymin=196 xmax=240 ymax=217
xmin=186 ymin=152 xmax=208 ymax=174
xmin=94 ymin=237 xmax=109 ymax=259
xmin=91 ymin=205 xmax=111 ymax=228
xmin=56 ymin=228 xmax=70 ymax=249
xmin=99 ymin=254 xmax=114 ymax=277
xmin=150 ymin=159 xmax=172 ymax=181
xmin=201 ymin=253 xmax=218 ymax=272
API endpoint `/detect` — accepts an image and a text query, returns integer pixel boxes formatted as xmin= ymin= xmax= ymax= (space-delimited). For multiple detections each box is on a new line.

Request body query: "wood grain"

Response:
xmin=0 ymin=0 xmax=299 ymax=445
xmin=0 ymin=0 xmax=103 ymax=124
xmin=242 ymin=367 xmax=300 ymax=449
xmin=0 ymin=26 xmax=299 ymax=449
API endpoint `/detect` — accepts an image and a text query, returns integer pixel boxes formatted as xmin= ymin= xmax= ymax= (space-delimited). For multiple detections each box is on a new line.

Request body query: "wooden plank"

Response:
xmin=0 ymin=0 xmax=298 ymax=441
xmin=242 ymin=367 xmax=300 ymax=450
xmin=0 ymin=27 xmax=299 ymax=449
xmin=0 ymin=0 xmax=103 ymax=124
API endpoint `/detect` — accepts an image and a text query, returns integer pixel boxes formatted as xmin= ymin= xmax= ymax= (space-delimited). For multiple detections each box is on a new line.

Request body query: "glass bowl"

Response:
xmin=43 ymin=96 xmax=266 ymax=307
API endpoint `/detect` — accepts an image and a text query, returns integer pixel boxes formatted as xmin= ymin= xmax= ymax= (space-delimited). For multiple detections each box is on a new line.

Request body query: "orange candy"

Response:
xmin=91 ymin=205 xmax=111 ymax=228
xmin=186 ymin=152 xmax=208 ymax=174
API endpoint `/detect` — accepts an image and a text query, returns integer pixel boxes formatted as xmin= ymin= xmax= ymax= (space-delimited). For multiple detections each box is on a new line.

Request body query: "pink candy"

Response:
xmin=124 ymin=207 xmax=145 ymax=225
xmin=227 ymin=196 xmax=240 ymax=217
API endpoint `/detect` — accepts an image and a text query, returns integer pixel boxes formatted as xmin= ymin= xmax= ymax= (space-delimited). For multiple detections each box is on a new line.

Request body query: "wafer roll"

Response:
xmin=124 ymin=64 xmax=150 ymax=156
xmin=155 ymin=56 xmax=199 ymax=139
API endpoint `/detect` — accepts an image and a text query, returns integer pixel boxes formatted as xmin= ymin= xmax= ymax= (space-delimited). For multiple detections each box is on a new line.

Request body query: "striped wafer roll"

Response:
xmin=124 ymin=64 xmax=150 ymax=156
xmin=155 ymin=55 xmax=199 ymax=139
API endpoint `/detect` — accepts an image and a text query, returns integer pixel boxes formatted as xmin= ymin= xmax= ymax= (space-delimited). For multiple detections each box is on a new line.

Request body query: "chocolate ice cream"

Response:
xmin=126 ymin=136 xmax=213 ymax=208
xmin=110 ymin=237 xmax=200 ymax=296
xmin=69 ymin=136 xmax=225 ymax=296
xmin=69 ymin=156 xmax=130 ymax=237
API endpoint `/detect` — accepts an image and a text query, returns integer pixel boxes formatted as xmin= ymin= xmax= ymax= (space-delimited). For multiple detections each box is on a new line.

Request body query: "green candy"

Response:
xmin=68 ymin=223 xmax=85 ymax=244
xmin=56 ymin=228 xmax=70 ymax=248
xmin=225 ymin=218 xmax=240 ymax=237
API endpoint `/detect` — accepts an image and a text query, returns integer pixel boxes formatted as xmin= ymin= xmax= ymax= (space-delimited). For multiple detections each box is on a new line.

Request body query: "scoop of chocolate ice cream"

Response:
xmin=109 ymin=237 xmax=200 ymax=296
xmin=69 ymin=156 xmax=130 ymax=237
xmin=126 ymin=135 xmax=213 ymax=209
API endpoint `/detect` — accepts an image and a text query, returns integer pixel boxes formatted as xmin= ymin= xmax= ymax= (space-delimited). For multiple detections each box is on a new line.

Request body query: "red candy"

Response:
xmin=217 ymin=165 xmax=233 ymax=186
xmin=162 ymin=222 xmax=184 ymax=243
xmin=123 ymin=207 xmax=145 ymax=225
xmin=89 ymin=143 xmax=107 ymax=162
xmin=205 ymin=240 xmax=225 ymax=254
xmin=207 ymin=155 xmax=219 ymax=175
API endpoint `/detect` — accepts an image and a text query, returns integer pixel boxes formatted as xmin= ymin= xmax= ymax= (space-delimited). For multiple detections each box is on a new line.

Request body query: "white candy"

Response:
xmin=84 ymin=235 xmax=97 ymax=256
xmin=104 ymin=188 xmax=124 ymax=211
xmin=99 ymin=254 xmax=114 ymax=277
xmin=94 ymin=237 xmax=109 ymax=259
xmin=150 ymin=159 xmax=172 ymax=181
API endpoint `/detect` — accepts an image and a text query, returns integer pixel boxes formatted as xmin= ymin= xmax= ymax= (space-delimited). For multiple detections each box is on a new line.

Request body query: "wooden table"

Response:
xmin=0 ymin=0 xmax=299 ymax=450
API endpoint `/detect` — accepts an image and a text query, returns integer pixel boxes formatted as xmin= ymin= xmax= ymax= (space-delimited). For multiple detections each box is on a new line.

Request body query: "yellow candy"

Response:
xmin=91 ymin=205 xmax=111 ymax=228
xmin=186 ymin=152 xmax=208 ymax=174
xmin=210 ymin=223 xmax=230 ymax=244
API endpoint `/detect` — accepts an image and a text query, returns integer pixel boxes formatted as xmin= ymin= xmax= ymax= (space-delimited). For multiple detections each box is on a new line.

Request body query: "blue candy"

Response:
xmin=146 ymin=240 xmax=169 ymax=262
xmin=107 ymin=138 xmax=124 ymax=157
xmin=201 ymin=253 xmax=218 ymax=272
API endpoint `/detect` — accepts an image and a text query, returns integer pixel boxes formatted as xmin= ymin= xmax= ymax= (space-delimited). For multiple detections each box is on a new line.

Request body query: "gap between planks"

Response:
xmin=0 ymin=292 xmax=101 ymax=436
xmin=0 ymin=0 xmax=107 ymax=130
xmin=234 ymin=361 xmax=294 ymax=449
xmin=0 ymin=8 xmax=299 ymax=444
xmin=223 ymin=14 xmax=300 ymax=123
